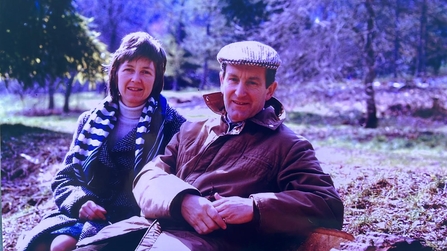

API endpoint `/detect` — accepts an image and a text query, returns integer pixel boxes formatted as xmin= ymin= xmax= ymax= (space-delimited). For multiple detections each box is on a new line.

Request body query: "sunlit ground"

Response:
xmin=2 ymin=85 xmax=447 ymax=250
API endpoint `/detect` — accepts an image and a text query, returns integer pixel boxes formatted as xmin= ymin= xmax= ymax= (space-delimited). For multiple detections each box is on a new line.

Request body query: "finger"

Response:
xmin=92 ymin=211 xmax=106 ymax=220
xmin=212 ymin=193 xmax=226 ymax=207
xmin=79 ymin=200 xmax=94 ymax=212
xmin=215 ymin=216 xmax=227 ymax=229
xmin=79 ymin=202 xmax=92 ymax=220
xmin=203 ymin=222 xmax=220 ymax=234
xmin=194 ymin=220 xmax=212 ymax=235
xmin=214 ymin=192 xmax=223 ymax=200
xmin=92 ymin=205 xmax=107 ymax=220
xmin=206 ymin=207 xmax=227 ymax=230
xmin=83 ymin=207 xmax=96 ymax=220
xmin=212 ymin=200 xmax=226 ymax=209
xmin=94 ymin=204 xmax=107 ymax=213
xmin=79 ymin=210 xmax=90 ymax=221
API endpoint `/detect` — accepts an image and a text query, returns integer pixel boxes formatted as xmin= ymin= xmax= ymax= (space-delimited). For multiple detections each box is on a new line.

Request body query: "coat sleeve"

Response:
xmin=133 ymin=127 xmax=199 ymax=220
xmin=250 ymin=138 xmax=344 ymax=237
xmin=51 ymin=112 xmax=100 ymax=218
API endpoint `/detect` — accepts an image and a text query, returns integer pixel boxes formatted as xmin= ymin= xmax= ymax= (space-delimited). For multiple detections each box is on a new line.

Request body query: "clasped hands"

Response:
xmin=180 ymin=193 xmax=254 ymax=235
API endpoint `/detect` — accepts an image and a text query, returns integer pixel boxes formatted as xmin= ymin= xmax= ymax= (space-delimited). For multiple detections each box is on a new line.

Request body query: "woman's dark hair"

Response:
xmin=106 ymin=32 xmax=167 ymax=102
xmin=221 ymin=63 xmax=277 ymax=88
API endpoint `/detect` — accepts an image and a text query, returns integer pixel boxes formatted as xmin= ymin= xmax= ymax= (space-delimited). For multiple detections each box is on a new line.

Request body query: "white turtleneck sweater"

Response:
xmin=108 ymin=101 xmax=144 ymax=146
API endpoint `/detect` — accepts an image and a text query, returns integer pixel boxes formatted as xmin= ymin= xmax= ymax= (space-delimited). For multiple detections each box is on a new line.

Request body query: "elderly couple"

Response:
xmin=17 ymin=32 xmax=344 ymax=251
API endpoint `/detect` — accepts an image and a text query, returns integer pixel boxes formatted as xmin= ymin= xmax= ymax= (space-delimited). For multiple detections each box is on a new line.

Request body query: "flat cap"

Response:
xmin=217 ymin=41 xmax=281 ymax=70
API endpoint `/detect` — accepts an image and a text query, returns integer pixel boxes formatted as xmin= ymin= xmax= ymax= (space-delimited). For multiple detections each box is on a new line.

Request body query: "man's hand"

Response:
xmin=79 ymin=200 xmax=107 ymax=221
xmin=181 ymin=194 xmax=227 ymax=234
xmin=212 ymin=193 xmax=254 ymax=224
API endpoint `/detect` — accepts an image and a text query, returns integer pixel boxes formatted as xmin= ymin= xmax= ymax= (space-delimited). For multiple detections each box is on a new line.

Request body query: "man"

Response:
xmin=76 ymin=41 xmax=344 ymax=251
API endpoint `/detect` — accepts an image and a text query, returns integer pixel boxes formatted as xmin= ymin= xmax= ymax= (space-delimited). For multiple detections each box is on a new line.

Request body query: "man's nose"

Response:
xmin=234 ymin=82 xmax=246 ymax=96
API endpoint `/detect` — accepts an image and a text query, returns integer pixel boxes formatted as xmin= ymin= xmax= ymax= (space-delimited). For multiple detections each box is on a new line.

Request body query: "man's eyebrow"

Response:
xmin=247 ymin=76 xmax=262 ymax=82
xmin=226 ymin=73 xmax=261 ymax=82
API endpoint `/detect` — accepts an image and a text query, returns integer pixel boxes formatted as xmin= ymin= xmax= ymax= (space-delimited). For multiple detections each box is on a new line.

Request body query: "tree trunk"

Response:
xmin=392 ymin=0 xmax=401 ymax=78
xmin=109 ymin=22 xmax=119 ymax=52
xmin=172 ymin=77 xmax=179 ymax=91
xmin=200 ymin=22 xmax=211 ymax=90
xmin=107 ymin=1 xmax=120 ymax=51
xmin=172 ymin=0 xmax=185 ymax=91
xmin=416 ymin=0 xmax=427 ymax=77
xmin=63 ymin=75 xmax=75 ymax=113
xmin=200 ymin=58 xmax=208 ymax=90
xmin=48 ymin=79 xmax=55 ymax=110
xmin=363 ymin=0 xmax=378 ymax=128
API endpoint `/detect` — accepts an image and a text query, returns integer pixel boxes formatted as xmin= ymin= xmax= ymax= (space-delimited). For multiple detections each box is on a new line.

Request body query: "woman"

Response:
xmin=17 ymin=32 xmax=186 ymax=251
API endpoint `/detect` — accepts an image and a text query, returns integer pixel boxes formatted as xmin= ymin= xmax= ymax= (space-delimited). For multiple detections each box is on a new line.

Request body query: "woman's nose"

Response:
xmin=131 ymin=73 xmax=141 ymax=82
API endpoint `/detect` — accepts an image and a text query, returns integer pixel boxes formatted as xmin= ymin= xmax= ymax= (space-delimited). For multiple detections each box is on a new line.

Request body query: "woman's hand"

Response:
xmin=79 ymin=200 xmax=107 ymax=221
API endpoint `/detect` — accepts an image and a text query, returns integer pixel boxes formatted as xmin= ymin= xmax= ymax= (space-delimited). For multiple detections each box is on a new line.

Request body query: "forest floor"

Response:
xmin=2 ymin=80 xmax=447 ymax=250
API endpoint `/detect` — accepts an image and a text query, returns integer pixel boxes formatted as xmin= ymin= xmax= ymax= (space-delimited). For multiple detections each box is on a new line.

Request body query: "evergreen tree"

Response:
xmin=0 ymin=0 xmax=107 ymax=110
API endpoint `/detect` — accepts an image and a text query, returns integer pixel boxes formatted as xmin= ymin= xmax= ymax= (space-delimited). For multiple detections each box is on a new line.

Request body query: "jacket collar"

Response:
xmin=203 ymin=92 xmax=286 ymax=130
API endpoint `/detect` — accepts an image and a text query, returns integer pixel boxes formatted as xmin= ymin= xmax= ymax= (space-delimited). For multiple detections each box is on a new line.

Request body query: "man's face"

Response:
xmin=220 ymin=64 xmax=277 ymax=122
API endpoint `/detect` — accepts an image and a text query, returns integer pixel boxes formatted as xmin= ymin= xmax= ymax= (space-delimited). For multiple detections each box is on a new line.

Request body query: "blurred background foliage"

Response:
xmin=2 ymin=2 xmax=447 ymax=249
xmin=1 ymin=0 xmax=447 ymax=126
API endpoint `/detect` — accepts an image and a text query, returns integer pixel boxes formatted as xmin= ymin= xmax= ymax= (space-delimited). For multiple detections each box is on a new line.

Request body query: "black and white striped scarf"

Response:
xmin=72 ymin=96 xmax=157 ymax=182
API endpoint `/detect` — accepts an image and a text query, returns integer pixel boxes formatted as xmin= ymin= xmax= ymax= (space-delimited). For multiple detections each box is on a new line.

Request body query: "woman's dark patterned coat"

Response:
xmin=16 ymin=98 xmax=185 ymax=251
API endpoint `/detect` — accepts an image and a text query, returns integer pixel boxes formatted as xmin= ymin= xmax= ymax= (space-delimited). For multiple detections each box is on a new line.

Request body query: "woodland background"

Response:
xmin=1 ymin=0 xmax=447 ymax=250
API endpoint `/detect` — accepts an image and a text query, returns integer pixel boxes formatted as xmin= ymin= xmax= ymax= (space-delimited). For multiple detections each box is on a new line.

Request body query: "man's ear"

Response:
xmin=265 ymin=82 xmax=278 ymax=100
xmin=219 ymin=71 xmax=224 ymax=93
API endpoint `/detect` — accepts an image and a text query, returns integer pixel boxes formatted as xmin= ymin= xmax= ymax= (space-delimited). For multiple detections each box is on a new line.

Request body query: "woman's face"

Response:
xmin=117 ymin=58 xmax=156 ymax=107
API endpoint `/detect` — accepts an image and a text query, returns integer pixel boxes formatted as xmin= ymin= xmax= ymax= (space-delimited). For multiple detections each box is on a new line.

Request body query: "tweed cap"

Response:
xmin=217 ymin=41 xmax=281 ymax=70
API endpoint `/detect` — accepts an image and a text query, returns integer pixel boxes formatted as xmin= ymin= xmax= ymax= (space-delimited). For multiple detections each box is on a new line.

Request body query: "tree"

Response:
xmin=220 ymin=0 xmax=272 ymax=39
xmin=361 ymin=0 xmax=379 ymax=128
xmin=146 ymin=0 xmax=229 ymax=90
xmin=259 ymin=1 xmax=361 ymax=83
xmin=74 ymin=0 xmax=160 ymax=52
xmin=259 ymin=0 xmax=393 ymax=128
xmin=367 ymin=0 xmax=447 ymax=78
xmin=74 ymin=0 xmax=275 ymax=90
xmin=414 ymin=0 xmax=447 ymax=76
xmin=0 ymin=0 xmax=108 ymax=110
xmin=182 ymin=1 xmax=232 ymax=90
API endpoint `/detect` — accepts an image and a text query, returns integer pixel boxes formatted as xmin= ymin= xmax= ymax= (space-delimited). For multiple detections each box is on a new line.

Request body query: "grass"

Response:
xmin=282 ymin=82 xmax=447 ymax=250
xmin=2 ymin=85 xmax=447 ymax=250
xmin=0 ymin=92 xmax=104 ymax=133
